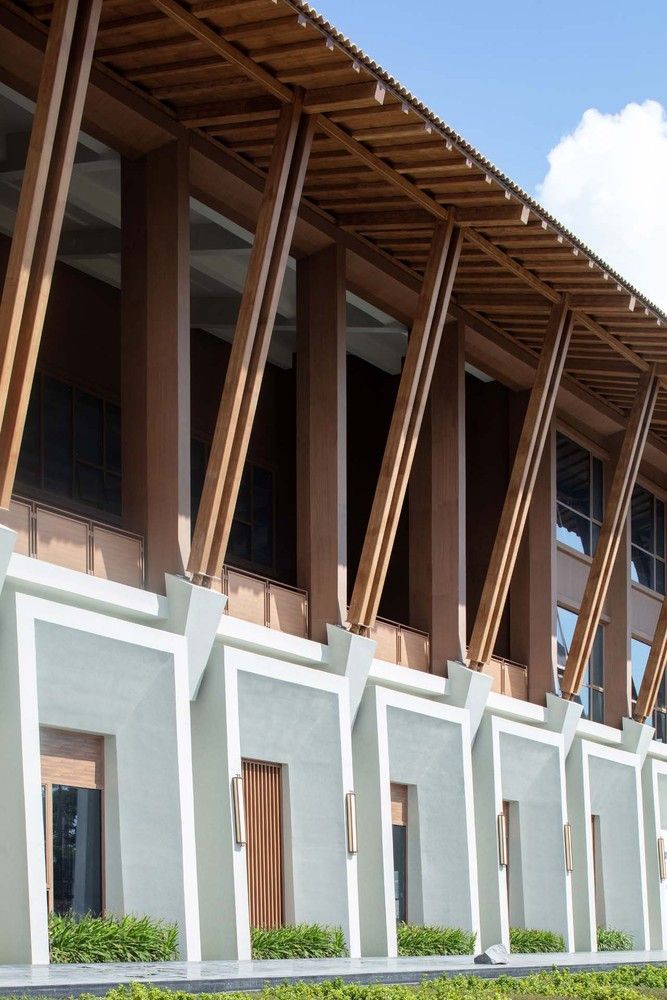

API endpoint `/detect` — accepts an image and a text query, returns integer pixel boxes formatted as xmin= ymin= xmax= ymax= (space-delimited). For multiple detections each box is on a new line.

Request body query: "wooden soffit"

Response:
xmin=3 ymin=0 xmax=667 ymax=441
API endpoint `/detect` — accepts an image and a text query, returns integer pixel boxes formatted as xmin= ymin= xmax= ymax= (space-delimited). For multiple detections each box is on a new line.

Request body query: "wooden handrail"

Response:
xmin=370 ymin=614 xmax=431 ymax=671
xmin=3 ymin=493 xmax=145 ymax=587
xmin=222 ymin=563 xmax=309 ymax=638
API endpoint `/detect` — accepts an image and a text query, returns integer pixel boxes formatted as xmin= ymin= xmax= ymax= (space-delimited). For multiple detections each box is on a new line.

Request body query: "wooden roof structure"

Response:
xmin=13 ymin=0 xmax=667 ymax=439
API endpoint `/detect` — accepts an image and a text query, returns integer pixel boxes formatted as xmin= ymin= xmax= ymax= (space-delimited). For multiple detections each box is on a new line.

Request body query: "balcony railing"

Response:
xmin=0 ymin=497 xmax=532 ymax=691
xmin=216 ymin=565 xmax=309 ymax=640
xmin=370 ymin=616 xmax=431 ymax=672
xmin=483 ymin=653 xmax=528 ymax=700
xmin=0 ymin=496 xmax=144 ymax=589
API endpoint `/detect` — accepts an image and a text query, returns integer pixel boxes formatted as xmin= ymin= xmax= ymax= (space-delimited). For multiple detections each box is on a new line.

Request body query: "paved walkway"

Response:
xmin=2 ymin=952 xmax=667 ymax=997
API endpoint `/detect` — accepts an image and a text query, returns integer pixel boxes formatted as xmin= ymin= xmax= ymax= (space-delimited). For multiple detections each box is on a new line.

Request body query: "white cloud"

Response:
xmin=536 ymin=100 xmax=667 ymax=313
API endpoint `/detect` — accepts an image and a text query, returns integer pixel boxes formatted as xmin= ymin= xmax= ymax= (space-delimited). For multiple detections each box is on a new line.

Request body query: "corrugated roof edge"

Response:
xmin=286 ymin=0 xmax=666 ymax=327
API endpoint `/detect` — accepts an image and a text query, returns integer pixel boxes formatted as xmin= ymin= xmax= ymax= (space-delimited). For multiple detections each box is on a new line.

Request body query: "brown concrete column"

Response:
xmin=121 ymin=139 xmax=191 ymax=594
xmin=605 ymin=517 xmax=631 ymax=727
xmin=409 ymin=319 xmax=466 ymax=673
xmin=296 ymin=243 xmax=347 ymax=642
xmin=510 ymin=411 xmax=557 ymax=704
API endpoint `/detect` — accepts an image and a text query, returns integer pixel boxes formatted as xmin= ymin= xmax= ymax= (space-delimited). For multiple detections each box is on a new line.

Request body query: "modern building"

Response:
xmin=0 ymin=0 xmax=666 ymax=967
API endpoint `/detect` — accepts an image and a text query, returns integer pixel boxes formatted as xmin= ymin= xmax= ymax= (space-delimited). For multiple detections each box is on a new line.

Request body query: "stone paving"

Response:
xmin=2 ymin=952 xmax=667 ymax=997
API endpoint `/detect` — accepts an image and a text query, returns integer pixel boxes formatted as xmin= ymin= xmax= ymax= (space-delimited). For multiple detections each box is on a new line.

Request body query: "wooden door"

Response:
xmin=242 ymin=759 xmax=284 ymax=928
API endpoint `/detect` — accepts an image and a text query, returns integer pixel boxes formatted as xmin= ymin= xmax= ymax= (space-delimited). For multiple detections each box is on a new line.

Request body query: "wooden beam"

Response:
xmin=0 ymin=0 xmax=79 ymax=441
xmin=296 ymin=243 xmax=347 ymax=642
xmin=303 ymin=81 xmax=386 ymax=113
xmin=195 ymin=0 xmax=279 ymax=14
xmin=179 ymin=95 xmax=282 ymax=127
xmin=509 ymin=415 xmax=557 ymax=704
xmin=458 ymin=293 xmax=549 ymax=311
xmin=120 ymin=140 xmax=191 ymax=593
xmin=188 ymin=100 xmax=314 ymax=582
xmin=634 ymin=595 xmax=667 ymax=723
xmin=409 ymin=319 xmax=466 ymax=670
xmin=347 ymin=216 xmax=463 ymax=632
xmin=455 ymin=204 xmax=531 ymax=227
xmin=337 ymin=209 xmax=434 ymax=229
xmin=96 ymin=11 xmax=163 ymax=37
xmin=467 ymin=299 xmax=574 ymax=668
xmin=604 ymin=521 xmax=632 ymax=727
xmin=560 ymin=366 xmax=660 ymax=700
xmin=0 ymin=0 xmax=102 ymax=510
xmin=566 ymin=293 xmax=636 ymax=312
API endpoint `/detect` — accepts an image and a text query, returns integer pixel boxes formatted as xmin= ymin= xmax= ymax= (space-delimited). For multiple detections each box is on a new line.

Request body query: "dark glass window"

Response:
xmin=631 ymin=485 xmax=666 ymax=595
xmin=556 ymin=605 xmax=604 ymax=722
xmin=16 ymin=373 xmax=121 ymax=516
xmin=191 ymin=439 xmax=275 ymax=572
xmin=52 ymin=785 xmax=102 ymax=916
xmin=631 ymin=637 xmax=667 ymax=742
xmin=228 ymin=463 xmax=274 ymax=569
xmin=556 ymin=433 xmax=604 ymax=556
xmin=392 ymin=824 xmax=407 ymax=923
xmin=20 ymin=379 xmax=41 ymax=488
xmin=43 ymin=378 xmax=73 ymax=496
xmin=190 ymin=438 xmax=209 ymax=526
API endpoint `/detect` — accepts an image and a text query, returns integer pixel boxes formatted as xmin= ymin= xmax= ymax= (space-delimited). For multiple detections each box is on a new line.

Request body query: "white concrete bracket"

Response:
xmin=545 ymin=693 xmax=583 ymax=757
xmin=0 ymin=523 xmax=17 ymax=597
xmin=326 ymin=624 xmax=376 ymax=724
xmin=623 ymin=716 xmax=656 ymax=764
xmin=443 ymin=660 xmax=492 ymax=742
xmin=165 ymin=573 xmax=227 ymax=699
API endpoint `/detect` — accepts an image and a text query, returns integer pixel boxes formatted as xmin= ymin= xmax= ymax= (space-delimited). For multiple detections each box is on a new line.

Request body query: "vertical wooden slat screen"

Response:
xmin=242 ymin=758 xmax=284 ymax=929
xmin=390 ymin=783 xmax=408 ymax=827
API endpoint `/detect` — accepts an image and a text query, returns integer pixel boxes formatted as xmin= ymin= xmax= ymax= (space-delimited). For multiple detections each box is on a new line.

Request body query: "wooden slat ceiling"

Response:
xmin=15 ymin=0 xmax=667 ymax=439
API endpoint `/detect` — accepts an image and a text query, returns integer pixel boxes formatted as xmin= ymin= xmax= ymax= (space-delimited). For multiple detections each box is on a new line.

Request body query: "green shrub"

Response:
xmin=99 ymin=967 xmax=667 ymax=1000
xmin=49 ymin=912 xmax=178 ymax=963
xmin=250 ymin=924 xmax=347 ymax=959
xmin=509 ymin=926 xmax=565 ymax=953
xmin=597 ymin=927 xmax=634 ymax=951
xmin=397 ymin=923 xmax=476 ymax=956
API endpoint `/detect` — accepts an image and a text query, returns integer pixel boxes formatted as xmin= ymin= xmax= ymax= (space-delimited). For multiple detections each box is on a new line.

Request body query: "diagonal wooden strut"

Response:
xmin=189 ymin=99 xmax=314 ymax=584
xmin=560 ymin=366 xmax=660 ymax=701
xmin=634 ymin=596 xmax=667 ymax=724
xmin=467 ymin=299 xmax=574 ymax=668
xmin=0 ymin=0 xmax=80 ymax=445
xmin=347 ymin=217 xmax=462 ymax=632
xmin=0 ymin=0 xmax=102 ymax=510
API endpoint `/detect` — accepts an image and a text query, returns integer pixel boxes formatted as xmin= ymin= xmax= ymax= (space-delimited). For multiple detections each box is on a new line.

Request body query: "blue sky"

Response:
xmin=312 ymin=0 xmax=667 ymax=197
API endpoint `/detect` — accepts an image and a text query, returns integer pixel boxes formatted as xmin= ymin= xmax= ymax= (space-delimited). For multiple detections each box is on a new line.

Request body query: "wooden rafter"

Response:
xmin=560 ymin=367 xmax=660 ymax=700
xmin=0 ymin=0 xmax=103 ymax=509
xmin=315 ymin=116 xmax=450 ymax=222
xmin=634 ymin=597 xmax=667 ymax=723
xmin=347 ymin=217 xmax=463 ymax=631
xmin=467 ymin=299 xmax=574 ymax=668
xmin=465 ymin=231 xmax=653 ymax=376
xmin=5 ymin=0 xmax=665 ymax=454
xmin=0 ymin=0 xmax=79 ymax=439
xmin=150 ymin=0 xmax=292 ymax=101
xmin=142 ymin=0 xmax=660 ymax=409
xmin=188 ymin=99 xmax=314 ymax=583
